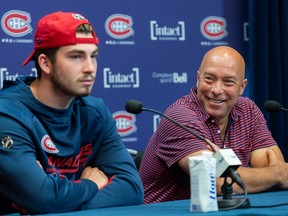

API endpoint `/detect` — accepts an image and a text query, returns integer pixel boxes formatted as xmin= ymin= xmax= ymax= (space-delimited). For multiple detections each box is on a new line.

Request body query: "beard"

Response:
xmin=50 ymin=67 xmax=95 ymax=97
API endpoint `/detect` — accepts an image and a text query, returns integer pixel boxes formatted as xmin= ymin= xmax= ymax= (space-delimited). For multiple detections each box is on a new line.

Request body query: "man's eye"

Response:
xmin=91 ymin=54 xmax=98 ymax=59
xmin=225 ymin=80 xmax=236 ymax=85
xmin=70 ymin=55 xmax=81 ymax=59
xmin=203 ymin=76 xmax=213 ymax=82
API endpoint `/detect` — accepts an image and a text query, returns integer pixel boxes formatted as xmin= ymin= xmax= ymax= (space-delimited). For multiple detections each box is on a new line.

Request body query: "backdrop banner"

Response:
xmin=0 ymin=0 xmax=248 ymax=151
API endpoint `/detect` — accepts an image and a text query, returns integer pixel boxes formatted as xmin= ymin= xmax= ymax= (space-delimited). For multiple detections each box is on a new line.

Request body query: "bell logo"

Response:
xmin=173 ymin=72 xmax=187 ymax=83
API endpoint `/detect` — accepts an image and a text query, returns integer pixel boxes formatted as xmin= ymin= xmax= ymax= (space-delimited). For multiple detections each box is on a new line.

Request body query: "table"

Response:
xmin=13 ymin=190 xmax=288 ymax=216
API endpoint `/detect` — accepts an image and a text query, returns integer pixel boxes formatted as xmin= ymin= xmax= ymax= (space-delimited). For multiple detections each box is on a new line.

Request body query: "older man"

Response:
xmin=140 ymin=46 xmax=288 ymax=204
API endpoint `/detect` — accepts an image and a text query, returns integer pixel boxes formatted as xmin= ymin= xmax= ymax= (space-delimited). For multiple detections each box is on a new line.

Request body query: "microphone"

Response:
xmin=125 ymin=99 xmax=217 ymax=151
xmin=125 ymin=99 xmax=243 ymax=186
xmin=264 ymin=100 xmax=288 ymax=112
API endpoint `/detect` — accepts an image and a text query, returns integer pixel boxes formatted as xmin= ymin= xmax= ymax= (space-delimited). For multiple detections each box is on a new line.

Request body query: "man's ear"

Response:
xmin=38 ymin=54 xmax=52 ymax=75
xmin=196 ymin=70 xmax=200 ymax=88
xmin=240 ymin=79 xmax=248 ymax=96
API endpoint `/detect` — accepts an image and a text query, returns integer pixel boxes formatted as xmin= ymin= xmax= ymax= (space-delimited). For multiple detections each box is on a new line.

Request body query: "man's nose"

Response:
xmin=83 ymin=58 xmax=96 ymax=72
xmin=211 ymin=82 xmax=224 ymax=94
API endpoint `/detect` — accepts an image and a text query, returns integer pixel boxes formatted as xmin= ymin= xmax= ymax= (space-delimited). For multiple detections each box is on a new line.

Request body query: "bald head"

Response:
xmin=199 ymin=46 xmax=246 ymax=80
xmin=196 ymin=46 xmax=248 ymax=122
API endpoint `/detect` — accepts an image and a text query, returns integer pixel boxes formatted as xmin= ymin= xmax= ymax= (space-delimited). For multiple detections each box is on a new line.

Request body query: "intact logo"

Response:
xmin=41 ymin=135 xmax=59 ymax=154
xmin=105 ymin=14 xmax=134 ymax=39
xmin=113 ymin=111 xmax=137 ymax=137
xmin=200 ymin=16 xmax=227 ymax=41
xmin=103 ymin=67 xmax=140 ymax=88
xmin=150 ymin=20 xmax=185 ymax=41
xmin=1 ymin=10 xmax=32 ymax=37
xmin=0 ymin=67 xmax=37 ymax=89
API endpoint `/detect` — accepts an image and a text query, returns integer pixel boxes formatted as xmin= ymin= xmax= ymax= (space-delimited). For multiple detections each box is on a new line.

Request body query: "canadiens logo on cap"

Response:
xmin=41 ymin=135 xmax=59 ymax=154
xmin=72 ymin=13 xmax=85 ymax=20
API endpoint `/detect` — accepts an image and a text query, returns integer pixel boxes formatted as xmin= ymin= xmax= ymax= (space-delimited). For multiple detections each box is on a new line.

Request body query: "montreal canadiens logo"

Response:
xmin=200 ymin=16 xmax=227 ymax=41
xmin=1 ymin=10 xmax=32 ymax=37
xmin=105 ymin=14 xmax=134 ymax=39
xmin=113 ymin=111 xmax=137 ymax=137
xmin=72 ymin=13 xmax=85 ymax=21
xmin=41 ymin=135 xmax=59 ymax=154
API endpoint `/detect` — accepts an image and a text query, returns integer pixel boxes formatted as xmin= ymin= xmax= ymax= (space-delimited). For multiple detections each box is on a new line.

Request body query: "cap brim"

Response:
xmin=22 ymin=50 xmax=36 ymax=66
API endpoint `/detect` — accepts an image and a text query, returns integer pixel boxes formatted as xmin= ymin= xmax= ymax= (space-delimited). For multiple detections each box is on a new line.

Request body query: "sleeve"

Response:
xmin=80 ymin=104 xmax=144 ymax=209
xmin=155 ymin=104 xmax=208 ymax=168
xmin=0 ymin=113 xmax=98 ymax=214
xmin=249 ymin=100 xmax=277 ymax=151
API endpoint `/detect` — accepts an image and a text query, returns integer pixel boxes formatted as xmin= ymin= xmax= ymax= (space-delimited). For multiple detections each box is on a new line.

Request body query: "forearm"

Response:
xmin=81 ymin=174 xmax=144 ymax=209
xmin=217 ymin=166 xmax=282 ymax=195
xmin=0 ymin=157 xmax=98 ymax=214
xmin=238 ymin=166 xmax=282 ymax=193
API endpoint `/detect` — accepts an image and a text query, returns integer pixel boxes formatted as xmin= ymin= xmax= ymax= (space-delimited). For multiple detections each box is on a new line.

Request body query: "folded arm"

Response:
xmin=228 ymin=145 xmax=288 ymax=194
xmin=179 ymin=144 xmax=288 ymax=195
xmin=80 ymin=106 xmax=144 ymax=209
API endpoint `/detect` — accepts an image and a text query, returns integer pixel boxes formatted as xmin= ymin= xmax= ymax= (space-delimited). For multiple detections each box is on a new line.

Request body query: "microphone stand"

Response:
xmin=218 ymin=172 xmax=251 ymax=210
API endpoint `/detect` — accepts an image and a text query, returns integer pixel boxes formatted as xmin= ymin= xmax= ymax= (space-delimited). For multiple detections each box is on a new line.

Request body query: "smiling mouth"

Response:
xmin=209 ymin=99 xmax=225 ymax=104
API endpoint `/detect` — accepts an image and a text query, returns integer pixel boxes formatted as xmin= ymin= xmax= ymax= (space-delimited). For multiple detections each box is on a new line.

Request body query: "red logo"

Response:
xmin=41 ymin=135 xmax=59 ymax=154
xmin=105 ymin=14 xmax=134 ymax=39
xmin=113 ymin=111 xmax=137 ymax=136
xmin=1 ymin=10 xmax=32 ymax=37
xmin=200 ymin=16 xmax=227 ymax=40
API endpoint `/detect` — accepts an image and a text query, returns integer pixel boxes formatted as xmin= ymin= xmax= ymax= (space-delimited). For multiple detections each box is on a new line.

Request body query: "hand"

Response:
xmin=267 ymin=149 xmax=288 ymax=189
xmin=267 ymin=148 xmax=279 ymax=167
xmin=81 ymin=166 xmax=109 ymax=189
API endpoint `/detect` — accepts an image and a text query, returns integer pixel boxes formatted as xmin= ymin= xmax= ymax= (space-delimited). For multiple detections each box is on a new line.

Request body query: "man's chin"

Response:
xmin=206 ymin=109 xmax=223 ymax=119
xmin=76 ymin=90 xmax=92 ymax=97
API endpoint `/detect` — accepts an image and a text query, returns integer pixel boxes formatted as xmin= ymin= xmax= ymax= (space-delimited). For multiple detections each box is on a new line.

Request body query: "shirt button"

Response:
xmin=217 ymin=129 xmax=221 ymax=134
xmin=211 ymin=119 xmax=215 ymax=123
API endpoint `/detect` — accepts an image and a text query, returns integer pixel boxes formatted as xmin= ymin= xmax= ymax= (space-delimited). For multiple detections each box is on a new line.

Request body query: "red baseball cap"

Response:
xmin=22 ymin=11 xmax=99 ymax=66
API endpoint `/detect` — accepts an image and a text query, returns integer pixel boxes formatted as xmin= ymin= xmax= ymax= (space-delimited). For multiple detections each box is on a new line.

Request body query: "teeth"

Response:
xmin=210 ymin=99 xmax=223 ymax=103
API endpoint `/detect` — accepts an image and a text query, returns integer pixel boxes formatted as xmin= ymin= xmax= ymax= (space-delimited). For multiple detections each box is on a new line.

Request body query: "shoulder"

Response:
xmin=75 ymin=96 xmax=112 ymax=119
xmin=79 ymin=96 xmax=105 ymax=108
xmin=235 ymin=97 xmax=260 ymax=111
xmin=233 ymin=97 xmax=264 ymax=121
xmin=0 ymin=96 xmax=35 ymax=131
xmin=165 ymin=90 xmax=205 ymax=121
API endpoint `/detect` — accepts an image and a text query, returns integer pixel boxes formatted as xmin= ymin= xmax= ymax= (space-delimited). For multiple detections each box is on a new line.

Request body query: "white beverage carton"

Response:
xmin=188 ymin=151 xmax=218 ymax=212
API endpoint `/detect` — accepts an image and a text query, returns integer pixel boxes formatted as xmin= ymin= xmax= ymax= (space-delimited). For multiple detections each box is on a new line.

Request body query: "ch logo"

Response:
xmin=1 ymin=10 xmax=32 ymax=37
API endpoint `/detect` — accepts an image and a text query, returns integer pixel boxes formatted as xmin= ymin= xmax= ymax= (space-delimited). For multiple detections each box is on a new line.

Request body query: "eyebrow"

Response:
xmin=202 ymin=72 xmax=239 ymax=81
xmin=67 ymin=47 xmax=99 ymax=55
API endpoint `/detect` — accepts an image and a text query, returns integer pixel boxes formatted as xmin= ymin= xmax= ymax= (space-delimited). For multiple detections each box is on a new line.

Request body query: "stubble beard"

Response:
xmin=50 ymin=69 xmax=93 ymax=98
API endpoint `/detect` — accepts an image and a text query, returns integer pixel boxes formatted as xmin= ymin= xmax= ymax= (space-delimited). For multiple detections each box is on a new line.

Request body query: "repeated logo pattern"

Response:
xmin=0 ymin=5 xmax=247 ymax=150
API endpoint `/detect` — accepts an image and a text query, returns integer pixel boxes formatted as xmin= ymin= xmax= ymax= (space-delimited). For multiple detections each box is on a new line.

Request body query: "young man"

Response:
xmin=0 ymin=11 xmax=143 ymax=214
xmin=139 ymin=46 xmax=288 ymax=204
